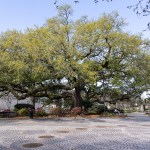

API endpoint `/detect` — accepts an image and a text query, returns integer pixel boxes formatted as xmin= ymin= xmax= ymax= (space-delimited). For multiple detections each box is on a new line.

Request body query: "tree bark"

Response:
xmin=30 ymin=97 xmax=36 ymax=108
xmin=73 ymin=85 xmax=83 ymax=108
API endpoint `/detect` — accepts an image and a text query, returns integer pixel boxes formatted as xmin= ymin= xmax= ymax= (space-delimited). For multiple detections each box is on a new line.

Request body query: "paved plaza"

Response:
xmin=0 ymin=113 xmax=150 ymax=150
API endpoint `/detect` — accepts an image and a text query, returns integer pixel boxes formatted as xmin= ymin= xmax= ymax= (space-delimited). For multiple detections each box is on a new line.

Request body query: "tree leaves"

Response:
xmin=0 ymin=5 xmax=149 ymax=104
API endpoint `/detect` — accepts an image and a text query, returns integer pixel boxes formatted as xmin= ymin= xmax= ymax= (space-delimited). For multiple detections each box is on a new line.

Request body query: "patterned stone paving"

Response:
xmin=0 ymin=112 xmax=150 ymax=150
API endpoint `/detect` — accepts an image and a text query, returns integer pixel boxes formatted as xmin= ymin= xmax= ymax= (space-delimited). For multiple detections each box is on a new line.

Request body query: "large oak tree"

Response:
xmin=0 ymin=5 xmax=149 ymax=107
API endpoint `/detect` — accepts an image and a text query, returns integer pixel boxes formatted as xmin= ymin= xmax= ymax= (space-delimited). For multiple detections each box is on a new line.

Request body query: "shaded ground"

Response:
xmin=0 ymin=112 xmax=150 ymax=150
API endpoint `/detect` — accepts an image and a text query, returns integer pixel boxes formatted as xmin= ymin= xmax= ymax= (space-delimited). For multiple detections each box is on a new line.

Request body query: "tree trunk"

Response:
xmin=73 ymin=85 xmax=83 ymax=108
xmin=30 ymin=97 xmax=36 ymax=108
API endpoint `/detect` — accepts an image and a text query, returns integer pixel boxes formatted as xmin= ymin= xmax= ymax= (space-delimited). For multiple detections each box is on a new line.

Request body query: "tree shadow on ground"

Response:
xmin=118 ymin=115 xmax=150 ymax=123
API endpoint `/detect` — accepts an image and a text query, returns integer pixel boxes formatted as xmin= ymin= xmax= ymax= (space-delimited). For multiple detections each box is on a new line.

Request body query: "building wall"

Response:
xmin=0 ymin=94 xmax=42 ymax=111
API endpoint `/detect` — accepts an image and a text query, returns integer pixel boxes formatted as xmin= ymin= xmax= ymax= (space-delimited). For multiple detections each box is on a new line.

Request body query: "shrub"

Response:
xmin=101 ymin=111 xmax=116 ymax=117
xmin=49 ymin=107 xmax=67 ymax=116
xmin=82 ymin=100 xmax=93 ymax=111
xmin=107 ymin=108 xmax=124 ymax=114
xmin=88 ymin=103 xmax=107 ymax=115
xmin=124 ymin=109 xmax=133 ymax=113
xmin=17 ymin=108 xmax=28 ymax=116
xmin=14 ymin=104 xmax=34 ymax=110
xmin=63 ymin=98 xmax=74 ymax=109
xmin=70 ymin=107 xmax=82 ymax=116
xmin=14 ymin=108 xmax=19 ymax=115
xmin=35 ymin=108 xmax=47 ymax=117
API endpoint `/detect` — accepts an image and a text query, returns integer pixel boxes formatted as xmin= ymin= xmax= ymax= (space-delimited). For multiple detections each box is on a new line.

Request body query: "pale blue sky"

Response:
xmin=0 ymin=0 xmax=149 ymax=38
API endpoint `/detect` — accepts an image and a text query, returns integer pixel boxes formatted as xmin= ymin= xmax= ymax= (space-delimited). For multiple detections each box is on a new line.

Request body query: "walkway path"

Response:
xmin=0 ymin=113 xmax=150 ymax=150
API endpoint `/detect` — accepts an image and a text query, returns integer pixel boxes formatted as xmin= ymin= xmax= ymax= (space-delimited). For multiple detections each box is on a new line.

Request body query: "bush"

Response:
xmin=107 ymin=108 xmax=124 ymax=114
xmin=88 ymin=103 xmax=107 ymax=115
xmin=101 ymin=111 xmax=116 ymax=117
xmin=13 ymin=108 xmax=19 ymax=115
xmin=70 ymin=107 xmax=82 ymax=116
xmin=14 ymin=104 xmax=34 ymax=110
xmin=49 ymin=107 xmax=68 ymax=116
xmin=17 ymin=108 xmax=28 ymax=116
xmin=124 ymin=110 xmax=133 ymax=113
xmin=35 ymin=108 xmax=47 ymax=117
xmin=82 ymin=100 xmax=93 ymax=111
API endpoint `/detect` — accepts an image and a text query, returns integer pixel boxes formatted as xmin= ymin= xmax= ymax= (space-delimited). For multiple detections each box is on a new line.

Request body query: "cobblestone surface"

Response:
xmin=0 ymin=112 xmax=150 ymax=150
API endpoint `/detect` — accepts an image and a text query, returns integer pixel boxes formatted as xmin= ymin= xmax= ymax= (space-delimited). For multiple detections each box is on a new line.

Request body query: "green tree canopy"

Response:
xmin=0 ymin=5 xmax=149 ymax=107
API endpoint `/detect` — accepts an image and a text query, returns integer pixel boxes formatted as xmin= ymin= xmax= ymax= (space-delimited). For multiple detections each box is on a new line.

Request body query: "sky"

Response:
xmin=0 ymin=0 xmax=149 ymax=39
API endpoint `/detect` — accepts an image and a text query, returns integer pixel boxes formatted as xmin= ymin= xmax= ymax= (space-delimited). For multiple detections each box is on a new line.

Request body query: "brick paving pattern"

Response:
xmin=0 ymin=112 xmax=150 ymax=150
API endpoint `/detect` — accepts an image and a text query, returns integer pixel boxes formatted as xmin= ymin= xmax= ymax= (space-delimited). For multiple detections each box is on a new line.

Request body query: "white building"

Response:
xmin=0 ymin=94 xmax=43 ymax=111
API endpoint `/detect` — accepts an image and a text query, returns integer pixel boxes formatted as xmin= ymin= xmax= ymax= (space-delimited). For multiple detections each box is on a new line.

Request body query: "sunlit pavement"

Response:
xmin=0 ymin=113 xmax=150 ymax=150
